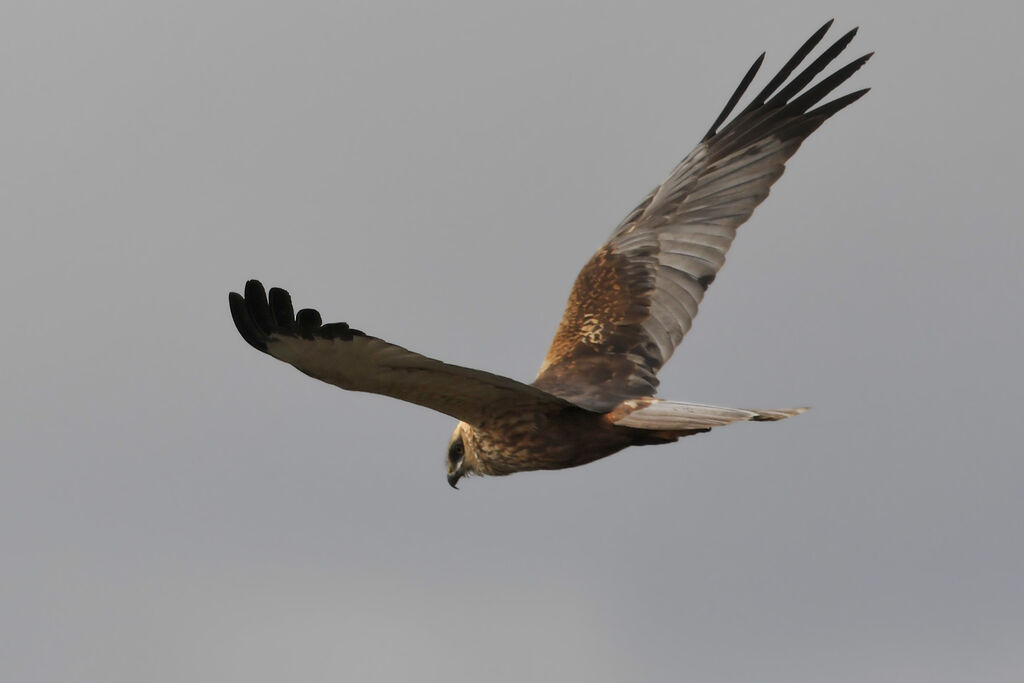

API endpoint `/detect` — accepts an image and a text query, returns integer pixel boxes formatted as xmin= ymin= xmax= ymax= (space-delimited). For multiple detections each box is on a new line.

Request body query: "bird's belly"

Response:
xmin=471 ymin=412 xmax=637 ymax=476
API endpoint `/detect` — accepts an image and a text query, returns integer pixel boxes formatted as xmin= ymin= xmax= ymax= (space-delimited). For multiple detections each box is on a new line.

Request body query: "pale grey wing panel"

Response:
xmin=230 ymin=281 xmax=575 ymax=428
xmin=608 ymin=146 xmax=709 ymax=239
xmin=618 ymin=135 xmax=798 ymax=371
xmin=535 ymin=135 xmax=800 ymax=410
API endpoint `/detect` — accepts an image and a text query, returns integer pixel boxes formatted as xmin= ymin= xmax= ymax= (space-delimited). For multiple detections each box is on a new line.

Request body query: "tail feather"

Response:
xmin=609 ymin=398 xmax=808 ymax=431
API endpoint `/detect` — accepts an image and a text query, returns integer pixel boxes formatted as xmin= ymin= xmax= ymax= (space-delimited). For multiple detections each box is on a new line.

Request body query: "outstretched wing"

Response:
xmin=230 ymin=280 xmax=576 ymax=427
xmin=534 ymin=21 xmax=870 ymax=411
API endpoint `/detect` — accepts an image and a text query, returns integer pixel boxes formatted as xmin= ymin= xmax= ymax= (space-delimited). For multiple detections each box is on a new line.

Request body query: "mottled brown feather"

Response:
xmin=533 ymin=243 xmax=662 ymax=409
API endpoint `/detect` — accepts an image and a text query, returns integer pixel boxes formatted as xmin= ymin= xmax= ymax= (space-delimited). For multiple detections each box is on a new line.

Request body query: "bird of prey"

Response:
xmin=230 ymin=21 xmax=870 ymax=488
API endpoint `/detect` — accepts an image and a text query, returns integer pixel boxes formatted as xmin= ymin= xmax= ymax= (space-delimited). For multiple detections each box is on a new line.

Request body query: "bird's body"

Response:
xmin=454 ymin=411 xmax=629 ymax=477
xmin=229 ymin=21 xmax=869 ymax=487
xmin=450 ymin=410 xmax=691 ymax=478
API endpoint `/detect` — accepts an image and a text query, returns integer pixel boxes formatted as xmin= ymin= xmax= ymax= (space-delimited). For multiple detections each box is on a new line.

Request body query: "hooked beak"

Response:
xmin=447 ymin=471 xmax=462 ymax=489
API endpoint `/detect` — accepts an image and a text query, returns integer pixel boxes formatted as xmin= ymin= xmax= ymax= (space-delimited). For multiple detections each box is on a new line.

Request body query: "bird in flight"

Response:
xmin=230 ymin=21 xmax=870 ymax=488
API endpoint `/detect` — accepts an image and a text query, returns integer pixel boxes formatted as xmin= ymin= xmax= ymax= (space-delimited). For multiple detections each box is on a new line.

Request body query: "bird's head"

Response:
xmin=446 ymin=422 xmax=476 ymax=489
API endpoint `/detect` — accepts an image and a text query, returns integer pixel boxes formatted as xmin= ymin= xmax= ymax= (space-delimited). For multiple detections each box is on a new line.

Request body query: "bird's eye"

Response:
xmin=448 ymin=438 xmax=465 ymax=463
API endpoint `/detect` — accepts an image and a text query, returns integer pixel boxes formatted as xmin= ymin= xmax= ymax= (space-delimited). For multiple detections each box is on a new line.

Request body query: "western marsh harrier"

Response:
xmin=230 ymin=21 xmax=870 ymax=487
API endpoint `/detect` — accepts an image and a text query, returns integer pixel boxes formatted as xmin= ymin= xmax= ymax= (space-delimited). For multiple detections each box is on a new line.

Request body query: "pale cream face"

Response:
xmin=446 ymin=422 xmax=470 ymax=488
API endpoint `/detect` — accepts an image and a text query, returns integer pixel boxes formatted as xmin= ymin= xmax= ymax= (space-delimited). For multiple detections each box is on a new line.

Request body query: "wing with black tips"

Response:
xmin=230 ymin=280 xmax=576 ymax=427
xmin=534 ymin=21 xmax=870 ymax=411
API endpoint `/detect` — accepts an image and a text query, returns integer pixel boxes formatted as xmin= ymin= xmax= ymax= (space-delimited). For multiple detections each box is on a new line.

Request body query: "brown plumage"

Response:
xmin=229 ymin=21 xmax=869 ymax=488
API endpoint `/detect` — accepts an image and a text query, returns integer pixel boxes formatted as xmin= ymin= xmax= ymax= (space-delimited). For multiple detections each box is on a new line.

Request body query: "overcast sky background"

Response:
xmin=2 ymin=1 xmax=1022 ymax=681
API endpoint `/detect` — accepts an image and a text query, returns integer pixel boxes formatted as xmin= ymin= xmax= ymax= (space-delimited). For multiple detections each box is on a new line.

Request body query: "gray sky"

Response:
xmin=2 ymin=1 xmax=1022 ymax=681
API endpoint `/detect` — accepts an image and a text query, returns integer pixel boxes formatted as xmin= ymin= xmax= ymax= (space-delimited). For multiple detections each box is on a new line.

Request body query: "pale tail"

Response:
xmin=609 ymin=399 xmax=808 ymax=431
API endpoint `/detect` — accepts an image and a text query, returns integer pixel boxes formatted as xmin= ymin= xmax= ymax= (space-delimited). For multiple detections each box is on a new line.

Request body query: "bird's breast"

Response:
xmin=469 ymin=409 xmax=634 ymax=476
